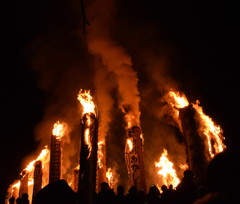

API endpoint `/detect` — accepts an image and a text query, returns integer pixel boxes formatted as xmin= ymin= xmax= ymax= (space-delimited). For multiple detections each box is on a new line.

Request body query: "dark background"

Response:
xmin=1 ymin=0 xmax=239 ymax=202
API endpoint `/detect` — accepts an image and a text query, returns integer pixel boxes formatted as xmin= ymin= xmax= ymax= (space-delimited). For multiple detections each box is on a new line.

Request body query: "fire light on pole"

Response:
xmin=49 ymin=121 xmax=67 ymax=184
xmin=77 ymin=89 xmax=98 ymax=204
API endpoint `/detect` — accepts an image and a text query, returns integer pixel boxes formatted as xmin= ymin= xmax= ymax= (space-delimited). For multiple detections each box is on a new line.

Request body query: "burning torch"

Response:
xmin=49 ymin=121 xmax=66 ymax=184
xmin=77 ymin=89 xmax=98 ymax=204
xmin=124 ymin=126 xmax=147 ymax=193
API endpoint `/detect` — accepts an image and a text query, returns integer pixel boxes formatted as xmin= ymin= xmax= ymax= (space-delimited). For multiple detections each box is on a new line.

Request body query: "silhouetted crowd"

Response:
xmin=8 ymin=147 xmax=239 ymax=204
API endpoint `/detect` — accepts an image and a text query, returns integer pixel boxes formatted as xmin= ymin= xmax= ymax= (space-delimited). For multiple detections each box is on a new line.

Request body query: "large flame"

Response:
xmin=167 ymin=90 xmax=226 ymax=158
xmin=23 ymin=146 xmax=49 ymax=174
xmin=192 ymin=100 xmax=226 ymax=158
xmin=52 ymin=121 xmax=67 ymax=140
xmin=77 ymin=89 xmax=96 ymax=115
xmin=155 ymin=149 xmax=180 ymax=188
xmin=9 ymin=146 xmax=50 ymax=199
xmin=168 ymin=91 xmax=189 ymax=108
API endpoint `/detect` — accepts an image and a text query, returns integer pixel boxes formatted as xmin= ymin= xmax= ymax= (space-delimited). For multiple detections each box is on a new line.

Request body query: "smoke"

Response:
xmin=93 ymin=59 xmax=116 ymax=141
xmin=16 ymin=0 xmax=195 ymax=192
xmin=86 ymin=0 xmax=141 ymax=127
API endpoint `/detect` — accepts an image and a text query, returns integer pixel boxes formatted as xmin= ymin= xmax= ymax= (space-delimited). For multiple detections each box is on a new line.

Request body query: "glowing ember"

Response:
xmin=106 ymin=168 xmax=114 ymax=189
xmin=192 ymin=100 xmax=226 ymax=158
xmin=77 ymin=89 xmax=96 ymax=115
xmin=52 ymin=121 xmax=67 ymax=139
xmin=168 ymin=91 xmax=189 ymax=108
xmin=155 ymin=149 xmax=180 ymax=188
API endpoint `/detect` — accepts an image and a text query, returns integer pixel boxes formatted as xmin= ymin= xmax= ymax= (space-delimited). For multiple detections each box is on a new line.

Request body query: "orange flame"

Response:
xmin=127 ymin=138 xmax=133 ymax=152
xmin=155 ymin=149 xmax=180 ymax=188
xmin=52 ymin=121 xmax=67 ymax=139
xmin=97 ymin=141 xmax=105 ymax=169
xmin=12 ymin=181 xmax=20 ymax=193
xmin=192 ymin=100 xmax=226 ymax=158
xmin=23 ymin=146 xmax=49 ymax=173
xmin=106 ymin=168 xmax=114 ymax=189
xmin=168 ymin=91 xmax=189 ymax=108
xmin=167 ymin=90 xmax=226 ymax=157
xmin=77 ymin=89 xmax=96 ymax=115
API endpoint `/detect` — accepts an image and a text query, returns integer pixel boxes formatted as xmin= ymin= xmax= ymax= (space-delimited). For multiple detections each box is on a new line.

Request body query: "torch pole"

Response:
xmin=179 ymin=104 xmax=209 ymax=186
xmin=78 ymin=112 xmax=98 ymax=204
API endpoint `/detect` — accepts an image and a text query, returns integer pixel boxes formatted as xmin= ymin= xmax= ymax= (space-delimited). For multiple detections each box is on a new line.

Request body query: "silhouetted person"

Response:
xmin=160 ymin=184 xmax=174 ymax=204
xmin=33 ymin=179 xmax=78 ymax=204
xmin=193 ymin=147 xmax=240 ymax=204
xmin=16 ymin=197 xmax=22 ymax=204
xmin=9 ymin=196 xmax=15 ymax=204
xmin=95 ymin=182 xmax=115 ymax=204
xmin=144 ymin=185 xmax=161 ymax=204
xmin=21 ymin=193 xmax=30 ymax=204
xmin=126 ymin=186 xmax=141 ymax=204
xmin=175 ymin=170 xmax=198 ymax=204
xmin=115 ymin=185 xmax=127 ymax=204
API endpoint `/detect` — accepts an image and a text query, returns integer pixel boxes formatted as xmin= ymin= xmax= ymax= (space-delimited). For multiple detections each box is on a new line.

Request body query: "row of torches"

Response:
xmin=6 ymin=89 xmax=226 ymax=204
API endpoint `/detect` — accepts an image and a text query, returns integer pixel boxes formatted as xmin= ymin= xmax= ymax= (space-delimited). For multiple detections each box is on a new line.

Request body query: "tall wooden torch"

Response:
xmin=32 ymin=160 xmax=42 ymax=203
xmin=49 ymin=121 xmax=66 ymax=184
xmin=96 ymin=141 xmax=107 ymax=192
xmin=77 ymin=90 xmax=98 ymax=204
xmin=179 ymin=104 xmax=209 ymax=186
xmin=125 ymin=126 xmax=147 ymax=193
xmin=19 ymin=170 xmax=29 ymax=198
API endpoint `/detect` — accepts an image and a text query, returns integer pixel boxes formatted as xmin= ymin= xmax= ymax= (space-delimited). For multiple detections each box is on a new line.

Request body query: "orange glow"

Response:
xmin=12 ymin=181 xmax=20 ymax=193
xmin=12 ymin=181 xmax=20 ymax=189
xmin=125 ymin=114 xmax=135 ymax=129
xmin=192 ymin=100 xmax=226 ymax=158
xmin=155 ymin=149 xmax=180 ymax=188
xmin=52 ymin=121 xmax=67 ymax=139
xmin=24 ymin=146 xmax=49 ymax=173
xmin=75 ymin=164 xmax=80 ymax=170
xmin=77 ymin=89 xmax=96 ymax=115
xmin=106 ymin=168 xmax=114 ymax=189
xmin=97 ymin=141 xmax=104 ymax=169
xmin=8 ymin=146 xmax=50 ymax=200
xmin=127 ymin=138 xmax=133 ymax=152
xmin=168 ymin=91 xmax=189 ymax=108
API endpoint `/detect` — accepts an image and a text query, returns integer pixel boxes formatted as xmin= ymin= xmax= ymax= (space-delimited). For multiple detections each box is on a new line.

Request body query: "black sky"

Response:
xmin=1 ymin=0 xmax=239 ymax=202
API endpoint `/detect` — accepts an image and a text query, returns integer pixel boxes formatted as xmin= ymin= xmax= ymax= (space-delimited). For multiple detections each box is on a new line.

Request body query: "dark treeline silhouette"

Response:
xmin=9 ymin=147 xmax=239 ymax=204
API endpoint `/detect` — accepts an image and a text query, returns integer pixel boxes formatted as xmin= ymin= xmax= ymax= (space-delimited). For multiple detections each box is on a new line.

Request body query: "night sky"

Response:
xmin=1 ymin=0 xmax=239 ymax=202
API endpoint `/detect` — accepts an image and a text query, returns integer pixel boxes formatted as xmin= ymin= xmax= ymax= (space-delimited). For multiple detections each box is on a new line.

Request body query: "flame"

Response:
xmin=77 ymin=89 xmax=96 ymax=115
xmin=28 ymin=178 xmax=33 ymax=187
xmin=74 ymin=164 xmax=80 ymax=170
xmin=168 ymin=91 xmax=189 ymax=108
xmin=12 ymin=181 xmax=20 ymax=189
xmin=84 ymin=128 xmax=91 ymax=150
xmin=167 ymin=90 xmax=226 ymax=158
xmin=155 ymin=149 xmax=180 ymax=188
xmin=125 ymin=114 xmax=136 ymax=129
xmin=97 ymin=141 xmax=105 ymax=169
xmin=192 ymin=100 xmax=226 ymax=158
xmin=52 ymin=121 xmax=67 ymax=139
xmin=106 ymin=168 xmax=114 ymax=189
xmin=127 ymin=138 xmax=133 ymax=152
xmin=23 ymin=146 xmax=49 ymax=173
